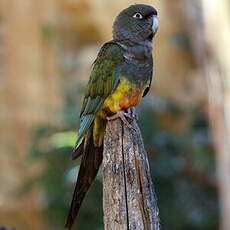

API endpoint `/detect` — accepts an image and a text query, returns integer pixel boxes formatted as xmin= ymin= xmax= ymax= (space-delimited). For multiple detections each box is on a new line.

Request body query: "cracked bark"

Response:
xmin=103 ymin=118 xmax=160 ymax=230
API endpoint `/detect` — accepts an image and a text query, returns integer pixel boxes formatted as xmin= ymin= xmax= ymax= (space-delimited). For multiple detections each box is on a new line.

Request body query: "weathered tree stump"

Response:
xmin=103 ymin=118 xmax=160 ymax=230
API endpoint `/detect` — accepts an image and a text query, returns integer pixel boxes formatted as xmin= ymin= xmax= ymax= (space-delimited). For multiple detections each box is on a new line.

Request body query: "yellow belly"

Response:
xmin=98 ymin=77 xmax=148 ymax=118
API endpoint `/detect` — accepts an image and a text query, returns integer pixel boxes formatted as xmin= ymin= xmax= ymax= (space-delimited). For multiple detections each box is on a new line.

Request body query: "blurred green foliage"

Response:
xmin=30 ymin=90 xmax=219 ymax=230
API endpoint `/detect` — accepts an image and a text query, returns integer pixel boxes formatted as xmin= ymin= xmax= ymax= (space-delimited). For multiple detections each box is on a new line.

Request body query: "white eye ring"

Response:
xmin=133 ymin=13 xmax=143 ymax=19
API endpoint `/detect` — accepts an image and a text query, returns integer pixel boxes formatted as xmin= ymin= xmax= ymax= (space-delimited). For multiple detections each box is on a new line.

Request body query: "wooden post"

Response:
xmin=103 ymin=118 xmax=160 ymax=230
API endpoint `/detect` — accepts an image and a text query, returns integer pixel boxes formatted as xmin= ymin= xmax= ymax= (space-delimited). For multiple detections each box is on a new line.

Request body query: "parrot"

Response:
xmin=65 ymin=4 xmax=158 ymax=229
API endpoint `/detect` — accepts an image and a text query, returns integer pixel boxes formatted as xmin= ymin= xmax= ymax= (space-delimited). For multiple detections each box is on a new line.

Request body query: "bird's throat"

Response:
xmin=117 ymin=40 xmax=152 ymax=61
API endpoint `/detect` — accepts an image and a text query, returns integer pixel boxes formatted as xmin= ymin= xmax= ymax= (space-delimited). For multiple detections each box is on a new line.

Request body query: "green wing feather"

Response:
xmin=74 ymin=41 xmax=124 ymax=149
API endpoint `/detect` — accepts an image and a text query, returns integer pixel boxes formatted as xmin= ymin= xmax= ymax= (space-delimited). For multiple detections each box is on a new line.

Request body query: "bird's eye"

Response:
xmin=133 ymin=13 xmax=143 ymax=19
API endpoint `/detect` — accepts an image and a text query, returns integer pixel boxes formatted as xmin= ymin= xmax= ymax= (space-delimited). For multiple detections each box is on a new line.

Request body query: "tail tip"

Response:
xmin=65 ymin=219 xmax=74 ymax=230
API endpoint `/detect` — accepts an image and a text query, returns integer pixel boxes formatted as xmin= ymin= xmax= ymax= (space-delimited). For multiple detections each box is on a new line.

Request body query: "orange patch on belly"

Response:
xmin=99 ymin=77 xmax=148 ymax=118
xmin=119 ymin=91 xmax=142 ymax=109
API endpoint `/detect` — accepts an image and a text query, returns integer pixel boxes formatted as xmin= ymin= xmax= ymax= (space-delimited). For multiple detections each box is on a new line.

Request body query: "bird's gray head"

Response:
xmin=113 ymin=4 xmax=158 ymax=46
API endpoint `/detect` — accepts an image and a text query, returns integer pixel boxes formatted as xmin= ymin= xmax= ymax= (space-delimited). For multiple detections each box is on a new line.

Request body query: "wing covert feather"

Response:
xmin=76 ymin=41 xmax=124 ymax=145
xmin=80 ymin=42 xmax=123 ymax=117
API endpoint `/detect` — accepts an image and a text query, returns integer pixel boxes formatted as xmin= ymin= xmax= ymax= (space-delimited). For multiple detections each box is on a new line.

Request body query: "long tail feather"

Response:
xmin=72 ymin=142 xmax=84 ymax=160
xmin=65 ymin=127 xmax=103 ymax=229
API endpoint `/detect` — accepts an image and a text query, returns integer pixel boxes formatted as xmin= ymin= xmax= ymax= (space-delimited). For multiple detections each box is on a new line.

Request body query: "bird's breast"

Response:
xmin=99 ymin=77 xmax=148 ymax=117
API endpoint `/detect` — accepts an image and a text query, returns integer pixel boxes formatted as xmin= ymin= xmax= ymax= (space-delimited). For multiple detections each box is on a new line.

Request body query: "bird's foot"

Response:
xmin=126 ymin=107 xmax=138 ymax=121
xmin=107 ymin=107 xmax=137 ymax=130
